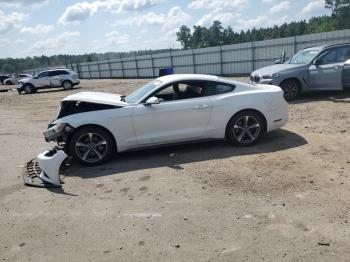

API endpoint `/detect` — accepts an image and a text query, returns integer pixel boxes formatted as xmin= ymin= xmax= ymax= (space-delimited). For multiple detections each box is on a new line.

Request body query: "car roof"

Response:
xmin=302 ymin=43 xmax=350 ymax=51
xmin=157 ymin=74 xmax=224 ymax=84
xmin=39 ymin=68 xmax=70 ymax=73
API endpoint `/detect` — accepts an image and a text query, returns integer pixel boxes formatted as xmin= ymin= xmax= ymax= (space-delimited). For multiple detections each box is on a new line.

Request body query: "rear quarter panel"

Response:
xmin=207 ymin=86 xmax=286 ymax=138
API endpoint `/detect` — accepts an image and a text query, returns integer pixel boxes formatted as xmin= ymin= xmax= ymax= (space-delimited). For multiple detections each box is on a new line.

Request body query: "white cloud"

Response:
xmin=301 ymin=0 xmax=324 ymax=15
xmin=20 ymin=24 xmax=54 ymax=34
xmin=0 ymin=0 xmax=49 ymax=9
xmin=32 ymin=31 xmax=80 ymax=51
xmin=188 ymin=0 xmax=248 ymax=10
xmin=0 ymin=9 xmax=27 ymax=34
xmin=190 ymin=0 xmax=246 ymax=27
xmin=270 ymin=1 xmax=290 ymax=14
xmin=0 ymin=38 xmax=10 ymax=48
xmin=105 ymin=31 xmax=130 ymax=45
xmin=113 ymin=12 xmax=165 ymax=27
xmin=163 ymin=6 xmax=191 ymax=31
xmin=59 ymin=0 xmax=162 ymax=25
xmin=196 ymin=7 xmax=239 ymax=26
xmin=234 ymin=15 xmax=289 ymax=31
xmin=113 ymin=6 xmax=190 ymax=32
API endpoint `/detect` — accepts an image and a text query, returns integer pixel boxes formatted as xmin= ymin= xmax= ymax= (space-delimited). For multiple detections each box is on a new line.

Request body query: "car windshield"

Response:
xmin=288 ymin=49 xmax=320 ymax=64
xmin=125 ymin=80 xmax=162 ymax=103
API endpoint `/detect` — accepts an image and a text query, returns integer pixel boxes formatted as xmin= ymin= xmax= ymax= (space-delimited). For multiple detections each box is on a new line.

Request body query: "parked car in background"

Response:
xmin=3 ymin=74 xmax=31 ymax=85
xmin=250 ymin=43 xmax=350 ymax=100
xmin=16 ymin=69 xmax=80 ymax=94
xmin=43 ymin=74 xmax=288 ymax=166
xmin=0 ymin=74 xmax=10 ymax=84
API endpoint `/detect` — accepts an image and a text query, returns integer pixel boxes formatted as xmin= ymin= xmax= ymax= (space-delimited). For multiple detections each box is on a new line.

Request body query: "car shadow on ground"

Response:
xmin=62 ymin=129 xmax=307 ymax=180
xmin=291 ymin=90 xmax=350 ymax=104
xmin=22 ymin=86 xmax=82 ymax=95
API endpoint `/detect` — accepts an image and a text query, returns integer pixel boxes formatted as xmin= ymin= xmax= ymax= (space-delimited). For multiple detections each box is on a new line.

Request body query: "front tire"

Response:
xmin=69 ymin=126 xmax=115 ymax=166
xmin=62 ymin=80 xmax=73 ymax=90
xmin=23 ymin=84 xmax=36 ymax=94
xmin=6 ymin=80 xmax=12 ymax=85
xmin=280 ymin=79 xmax=300 ymax=101
xmin=226 ymin=111 xmax=264 ymax=146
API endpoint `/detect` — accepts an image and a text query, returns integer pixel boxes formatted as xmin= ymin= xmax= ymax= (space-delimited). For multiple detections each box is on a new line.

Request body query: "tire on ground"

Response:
xmin=280 ymin=79 xmax=300 ymax=101
xmin=69 ymin=126 xmax=115 ymax=166
xmin=23 ymin=84 xmax=36 ymax=94
xmin=62 ymin=80 xmax=73 ymax=90
xmin=226 ymin=110 xmax=265 ymax=146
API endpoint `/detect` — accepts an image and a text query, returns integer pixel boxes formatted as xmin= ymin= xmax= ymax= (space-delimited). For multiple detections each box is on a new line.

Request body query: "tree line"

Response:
xmin=0 ymin=49 xmax=176 ymax=75
xmin=176 ymin=0 xmax=350 ymax=49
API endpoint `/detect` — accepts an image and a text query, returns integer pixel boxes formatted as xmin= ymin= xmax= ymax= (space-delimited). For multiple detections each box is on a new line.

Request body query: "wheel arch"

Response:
xmin=69 ymin=124 xmax=118 ymax=152
xmin=225 ymin=108 xmax=267 ymax=136
xmin=62 ymin=79 xmax=73 ymax=85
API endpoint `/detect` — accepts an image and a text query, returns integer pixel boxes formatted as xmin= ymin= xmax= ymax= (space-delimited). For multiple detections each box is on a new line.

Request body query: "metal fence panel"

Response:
xmin=23 ymin=29 xmax=350 ymax=78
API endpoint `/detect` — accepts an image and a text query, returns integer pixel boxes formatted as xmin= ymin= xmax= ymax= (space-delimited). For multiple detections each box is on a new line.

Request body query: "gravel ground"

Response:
xmin=0 ymin=78 xmax=350 ymax=262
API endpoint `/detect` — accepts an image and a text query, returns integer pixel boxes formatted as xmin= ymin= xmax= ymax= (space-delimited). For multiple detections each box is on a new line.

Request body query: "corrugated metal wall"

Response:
xmin=24 ymin=29 xmax=350 ymax=78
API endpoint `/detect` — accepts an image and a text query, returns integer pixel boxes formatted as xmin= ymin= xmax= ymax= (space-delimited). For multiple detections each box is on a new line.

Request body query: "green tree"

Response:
xmin=176 ymin=26 xmax=192 ymax=50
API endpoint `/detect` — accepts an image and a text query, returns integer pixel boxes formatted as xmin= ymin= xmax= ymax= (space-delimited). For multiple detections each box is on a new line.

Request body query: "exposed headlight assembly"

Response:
xmin=43 ymin=123 xmax=74 ymax=142
xmin=262 ymin=73 xmax=280 ymax=79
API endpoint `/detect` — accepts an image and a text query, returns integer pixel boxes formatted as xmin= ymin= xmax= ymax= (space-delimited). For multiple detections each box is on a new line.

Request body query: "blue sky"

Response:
xmin=0 ymin=0 xmax=330 ymax=58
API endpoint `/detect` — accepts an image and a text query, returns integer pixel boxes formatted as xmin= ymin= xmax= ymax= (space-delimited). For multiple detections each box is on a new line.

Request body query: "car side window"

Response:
xmin=201 ymin=81 xmax=235 ymax=96
xmin=148 ymin=80 xmax=235 ymax=103
xmin=148 ymin=80 xmax=205 ymax=103
xmin=317 ymin=47 xmax=350 ymax=65
xmin=338 ymin=46 xmax=350 ymax=62
xmin=37 ymin=71 xmax=49 ymax=78
xmin=49 ymin=71 xmax=62 ymax=77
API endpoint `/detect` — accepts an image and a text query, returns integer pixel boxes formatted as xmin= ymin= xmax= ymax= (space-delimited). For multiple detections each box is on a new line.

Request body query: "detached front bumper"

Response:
xmin=23 ymin=148 xmax=67 ymax=187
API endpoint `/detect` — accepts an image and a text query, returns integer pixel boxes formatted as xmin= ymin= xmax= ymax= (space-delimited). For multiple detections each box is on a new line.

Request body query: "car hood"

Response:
xmin=18 ymin=77 xmax=33 ymax=83
xmin=62 ymin=92 xmax=129 ymax=107
xmin=252 ymin=63 xmax=305 ymax=76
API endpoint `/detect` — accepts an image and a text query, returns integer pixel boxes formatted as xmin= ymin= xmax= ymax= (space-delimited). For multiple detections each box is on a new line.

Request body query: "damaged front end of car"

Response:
xmin=23 ymin=99 xmax=121 ymax=188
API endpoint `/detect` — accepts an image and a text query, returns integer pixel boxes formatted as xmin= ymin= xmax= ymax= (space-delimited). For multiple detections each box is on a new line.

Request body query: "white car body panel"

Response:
xmin=63 ymin=92 xmax=128 ymax=107
xmin=52 ymin=74 xmax=288 ymax=152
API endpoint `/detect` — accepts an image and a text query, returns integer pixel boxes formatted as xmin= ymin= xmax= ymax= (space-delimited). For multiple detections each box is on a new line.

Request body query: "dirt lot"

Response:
xmin=1 ymin=79 xmax=350 ymax=262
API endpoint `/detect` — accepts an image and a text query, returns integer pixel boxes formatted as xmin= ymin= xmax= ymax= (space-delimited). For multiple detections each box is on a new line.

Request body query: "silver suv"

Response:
xmin=250 ymin=43 xmax=350 ymax=100
xmin=16 ymin=69 xmax=80 ymax=94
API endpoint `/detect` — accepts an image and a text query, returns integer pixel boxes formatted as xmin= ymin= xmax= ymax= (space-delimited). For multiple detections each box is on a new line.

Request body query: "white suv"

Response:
xmin=16 ymin=69 xmax=80 ymax=94
xmin=3 ymin=74 xmax=32 ymax=85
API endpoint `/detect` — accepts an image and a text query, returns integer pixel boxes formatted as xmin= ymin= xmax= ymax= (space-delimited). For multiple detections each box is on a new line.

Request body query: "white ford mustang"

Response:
xmin=44 ymin=74 xmax=288 ymax=165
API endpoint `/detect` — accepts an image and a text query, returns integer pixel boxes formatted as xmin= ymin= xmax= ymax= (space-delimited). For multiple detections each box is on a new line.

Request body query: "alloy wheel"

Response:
xmin=75 ymin=132 xmax=108 ymax=163
xmin=233 ymin=115 xmax=261 ymax=144
xmin=281 ymin=81 xmax=299 ymax=100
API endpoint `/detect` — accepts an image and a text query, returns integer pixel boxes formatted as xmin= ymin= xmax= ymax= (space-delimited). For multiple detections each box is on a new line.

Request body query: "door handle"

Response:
xmin=195 ymin=105 xmax=208 ymax=109
xmin=333 ymin=65 xmax=342 ymax=70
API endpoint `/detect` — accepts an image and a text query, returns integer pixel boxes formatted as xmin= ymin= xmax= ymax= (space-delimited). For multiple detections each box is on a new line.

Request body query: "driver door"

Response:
xmin=309 ymin=47 xmax=345 ymax=90
xmin=132 ymin=82 xmax=212 ymax=146
xmin=35 ymin=71 xmax=50 ymax=88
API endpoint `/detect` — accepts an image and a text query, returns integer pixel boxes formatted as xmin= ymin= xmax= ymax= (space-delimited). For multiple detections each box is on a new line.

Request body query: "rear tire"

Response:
xmin=280 ymin=79 xmax=300 ymax=101
xmin=226 ymin=110 xmax=265 ymax=146
xmin=6 ymin=80 xmax=12 ymax=85
xmin=23 ymin=84 xmax=36 ymax=94
xmin=62 ymin=80 xmax=73 ymax=90
xmin=69 ymin=126 xmax=115 ymax=166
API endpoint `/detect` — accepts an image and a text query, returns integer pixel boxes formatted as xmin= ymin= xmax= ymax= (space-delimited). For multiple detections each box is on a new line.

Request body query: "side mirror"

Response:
xmin=274 ymin=59 xmax=282 ymax=64
xmin=144 ymin=96 xmax=160 ymax=106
